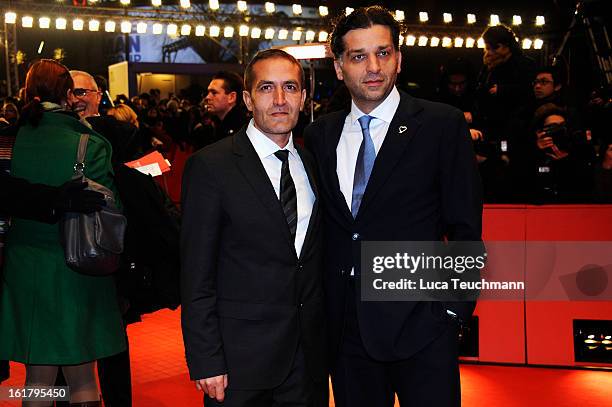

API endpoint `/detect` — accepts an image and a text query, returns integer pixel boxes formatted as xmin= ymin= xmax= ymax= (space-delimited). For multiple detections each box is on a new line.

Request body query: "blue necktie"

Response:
xmin=351 ymin=115 xmax=376 ymax=218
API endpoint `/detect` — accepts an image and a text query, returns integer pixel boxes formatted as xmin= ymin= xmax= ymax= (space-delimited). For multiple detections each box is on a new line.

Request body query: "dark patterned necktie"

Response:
xmin=274 ymin=150 xmax=298 ymax=241
xmin=351 ymin=115 xmax=376 ymax=218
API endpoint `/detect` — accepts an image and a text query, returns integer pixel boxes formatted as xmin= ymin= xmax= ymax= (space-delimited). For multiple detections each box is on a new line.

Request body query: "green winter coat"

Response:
xmin=0 ymin=111 xmax=126 ymax=365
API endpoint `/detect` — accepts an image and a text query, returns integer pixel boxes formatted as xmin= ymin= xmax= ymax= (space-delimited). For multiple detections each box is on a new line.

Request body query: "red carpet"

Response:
xmin=2 ymin=308 xmax=611 ymax=406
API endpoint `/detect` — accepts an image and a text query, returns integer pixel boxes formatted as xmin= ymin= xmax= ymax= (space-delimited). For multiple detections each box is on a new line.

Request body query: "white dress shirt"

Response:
xmin=336 ymin=86 xmax=401 ymax=211
xmin=246 ymin=119 xmax=315 ymax=257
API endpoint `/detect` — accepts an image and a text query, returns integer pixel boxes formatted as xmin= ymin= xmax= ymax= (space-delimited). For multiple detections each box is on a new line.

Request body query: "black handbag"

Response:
xmin=60 ymin=134 xmax=127 ymax=276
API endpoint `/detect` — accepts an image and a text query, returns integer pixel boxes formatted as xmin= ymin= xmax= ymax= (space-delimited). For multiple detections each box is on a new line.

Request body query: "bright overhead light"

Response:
xmin=73 ymin=18 xmax=84 ymax=31
xmin=292 ymin=30 xmax=302 ymax=41
xmin=454 ymin=37 xmax=464 ymax=48
xmin=292 ymin=4 xmax=302 ymax=15
xmin=56 ymin=17 xmax=67 ymax=30
xmin=418 ymin=36 xmax=428 ymax=47
xmin=534 ymin=38 xmax=544 ymax=49
xmin=406 ymin=35 xmax=416 ymax=46
xmin=181 ymin=24 xmax=191 ymax=36
xmin=209 ymin=25 xmax=220 ymax=37
xmin=465 ymin=37 xmax=475 ymax=48
xmin=5 ymin=12 xmax=17 ymax=24
xmin=265 ymin=2 xmax=275 ymax=13
xmin=318 ymin=31 xmax=328 ymax=42
xmin=209 ymin=0 xmax=219 ymax=11
xmin=467 ymin=14 xmax=476 ymax=24
xmin=120 ymin=0 xmax=130 ymax=5
xmin=239 ymin=24 xmax=249 ymax=36
xmin=345 ymin=7 xmax=354 ymax=16
xmin=419 ymin=12 xmax=428 ymax=22
xmin=152 ymin=23 xmax=163 ymax=34
xmin=278 ymin=29 xmax=289 ymax=40
xmin=89 ymin=19 xmax=100 ymax=31
xmin=237 ymin=1 xmax=247 ymax=12
xmin=224 ymin=26 xmax=234 ymax=37
xmin=513 ymin=15 xmax=522 ymax=25
xmin=167 ymin=23 xmax=178 ymax=36
xmin=305 ymin=30 xmax=315 ymax=42
xmin=180 ymin=0 xmax=190 ymax=8
xmin=319 ymin=6 xmax=328 ymax=17
xmin=443 ymin=13 xmax=452 ymax=23
xmin=22 ymin=16 xmax=33 ymax=28
xmin=522 ymin=38 xmax=532 ymax=49
xmin=536 ymin=16 xmax=545 ymax=26
xmin=39 ymin=17 xmax=51 ymax=29
xmin=442 ymin=37 xmax=452 ymax=47
xmin=105 ymin=21 xmax=116 ymax=32
xmin=477 ymin=37 xmax=485 ymax=48
xmin=166 ymin=23 xmax=179 ymax=36
xmin=395 ymin=10 xmax=405 ymax=22
xmin=121 ymin=21 xmax=132 ymax=34
xmin=195 ymin=25 xmax=205 ymax=36
xmin=490 ymin=14 xmax=500 ymax=26
xmin=137 ymin=22 xmax=147 ymax=34
xmin=430 ymin=37 xmax=440 ymax=47
xmin=250 ymin=27 xmax=261 ymax=39
xmin=265 ymin=28 xmax=275 ymax=39
xmin=151 ymin=0 xmax=162 ymax=6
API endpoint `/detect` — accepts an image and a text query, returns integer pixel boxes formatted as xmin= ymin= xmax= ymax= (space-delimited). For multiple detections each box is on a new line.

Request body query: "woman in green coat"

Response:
xmin=0 ymin=60 xmax=126 ymax=406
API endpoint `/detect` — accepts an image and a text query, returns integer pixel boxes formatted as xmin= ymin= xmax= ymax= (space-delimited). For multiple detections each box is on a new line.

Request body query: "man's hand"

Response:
xmin=469 ymin=129 xmax=483 ymax=141
xmin=463 ymin=112 xmax=473 ymax=124
xmin=195 ymin=374 xmax=228 ymax=402
xmin=488 ymin=84 xmax=498 ymax=95
xmin=536 ymin=131 xmax=568 ymax=160
xmin=54 ymin=179 xmax=106 ymax=214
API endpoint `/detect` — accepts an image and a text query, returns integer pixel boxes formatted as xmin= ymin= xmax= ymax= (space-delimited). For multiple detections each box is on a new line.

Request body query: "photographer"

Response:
xmin=531 ymin=103 xmax=595 ymax=203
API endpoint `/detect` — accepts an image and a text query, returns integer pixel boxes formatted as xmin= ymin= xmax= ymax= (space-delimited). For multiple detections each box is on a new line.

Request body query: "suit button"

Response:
xmin=352 ymin=233 xmax=360 ymax=241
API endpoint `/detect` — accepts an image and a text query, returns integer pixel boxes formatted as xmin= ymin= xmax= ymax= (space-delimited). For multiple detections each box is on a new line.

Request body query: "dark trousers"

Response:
xmin=97 ymin=332 xmax=132 ymax=407
xmin=205 ymin=344 xmax=327 ymax=407
xmin=0 ymin=359 xmax=9 ymax=383
xmin=331 ymin=280 xmax=461 ymax=407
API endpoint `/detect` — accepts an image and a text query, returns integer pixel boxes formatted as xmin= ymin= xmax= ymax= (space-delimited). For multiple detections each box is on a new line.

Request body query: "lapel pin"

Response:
xmin=398 ymin=125 xmax=408 ymax=134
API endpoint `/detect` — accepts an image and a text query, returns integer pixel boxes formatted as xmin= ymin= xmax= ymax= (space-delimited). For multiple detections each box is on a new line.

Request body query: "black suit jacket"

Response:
xmin=180 ymin=129 xmax=326 ymax=390
xmin=304 ymin=90 xmax=483 ymax=363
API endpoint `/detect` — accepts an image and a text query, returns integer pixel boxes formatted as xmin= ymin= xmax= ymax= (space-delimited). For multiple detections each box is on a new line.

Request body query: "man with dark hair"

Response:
xmin=181 ymin=49 xmax=327 ymax=407
xmin=533 ymin=66 xmax=564 ymax=105
xmin=203 ymin=71 xmax=249 ymax=143
xmin=304 ymin=6 xmax=482 ymax=407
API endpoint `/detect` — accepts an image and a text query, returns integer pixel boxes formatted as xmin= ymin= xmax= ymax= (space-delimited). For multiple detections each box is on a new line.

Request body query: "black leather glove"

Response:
xmin=53 ymin=179 xmax=106 ymax=214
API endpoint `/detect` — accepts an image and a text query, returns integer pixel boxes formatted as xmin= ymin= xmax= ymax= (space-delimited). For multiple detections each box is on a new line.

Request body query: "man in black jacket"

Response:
xmin=181 ymin=49 xmax=326 ymax=407
xmin=203 ymin=71 xmax=249 ymax=141
xmin=304 ymin=7 xmax=483 ymax=407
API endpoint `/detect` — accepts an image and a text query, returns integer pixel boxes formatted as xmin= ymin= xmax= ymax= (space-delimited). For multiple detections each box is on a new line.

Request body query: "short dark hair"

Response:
xmin=536 ymin=65 xmax=564 ymax=87
xmin=330 ymin=6 xmax=401 ymax=59
xmin=244 ymin=49 xmax=305 ymax=92
xmin=482 ymin=24 xmax=520 ymax=54
xmin=212 ymin=71 xmax=244 ymax=96
xmin=532 ymin=103 xmax=568 ymax=130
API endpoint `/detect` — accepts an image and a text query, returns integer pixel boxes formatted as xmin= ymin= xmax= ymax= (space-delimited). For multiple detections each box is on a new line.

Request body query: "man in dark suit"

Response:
xmin=304 ymin=6 xmax=483 ymax=407
xmin=181 ymin=49 xmax=327 ymax=407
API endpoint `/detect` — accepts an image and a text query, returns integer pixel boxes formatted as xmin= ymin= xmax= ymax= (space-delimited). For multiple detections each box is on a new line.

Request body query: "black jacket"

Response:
xmin=180 ymin=129 xmax=326 ymax=389
xmin=304 ymin=90 xmax=483 ymax=362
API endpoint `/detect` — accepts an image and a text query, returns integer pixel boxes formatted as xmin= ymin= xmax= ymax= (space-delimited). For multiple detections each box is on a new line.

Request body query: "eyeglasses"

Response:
xmin=533 ymin=79 xmax=554 ymax=86
xmin=72 ymin=88 xmax=100 ymax=97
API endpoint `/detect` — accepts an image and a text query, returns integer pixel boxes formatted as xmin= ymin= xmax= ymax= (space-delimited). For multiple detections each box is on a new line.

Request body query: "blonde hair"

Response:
xmin=108 ymin=104 xmax=139 ymax=128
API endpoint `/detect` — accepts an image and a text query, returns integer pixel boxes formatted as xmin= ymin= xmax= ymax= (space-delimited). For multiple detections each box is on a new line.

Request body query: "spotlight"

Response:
xmin=318 ymin=31 xmax=328 ymax=42
xmin=250 ymin=27 xmax=261 ymax=39
xmin=430 ymin=37 xmax=440 ymax=47
xmin=265 ymin=2 xmax=275 ymax=13
xmin=237 ymin=1 xmax=247 ymax=12
xmin=513 ymin=15 xmax=522 ymax=25
xmin=418 ymin=36 xmax=428 ymax=47
xmin=39 ymin=17 xmax=51 ymax=29
xmin=292 ymin=30 xmax=302 ymax=41
xmin=166 ymin=23 xmax=178 ymax=36
xmin=442 ymin=37 xmax=452 ymax=47
xmin=278 ymin=29 xmax=289 ymax=40
xmin=292 ymin=4 xmax=302 ymax=15
xmin=136 ymin=22 xmax=147 ymax=34
xmin=105 ymin=21 xmax=116 ymax=32
xmin=345 ymin=7 xmax=354 ymax=16
xmin=209 ymin=25 xmax=220 ymax=37
xmin=522 ymin=38 xmax=532 ymax=49
xmin=419 ymin=12 xmax=428 ymax=22
xmin=209 ymin=0 xmax=219 ymax=11
xmin=73 ymin=18 xmax=84 ymax=31
xmin=4 ymin=12 xmax=17 ymax=24
xmin=121 ymin=21 xmax=132 ymax=34
xmin=534 ymin=38 xmax=544 ymax=49
xmin=319 ymin=6 xmax=329 ymax=17
xmin=151 ymin=0 xmax=162 ymax=6
xmin=465 ymin=37 xmax=475 ymax=48
xmin=395 ymin=10 xmax=405 ymax=22
xmin=224 ymin=26 xmax=234 ymax=38
xmin=152 ymin=23 xmax=163 ymax=35
xmin=180 ymin=0 xmax=190 ymax=8
xmin=536 ymin=16 xmax=545 ymax=26
xmin=454 ymin=37 xmax=464 ymax=47
xmin=195 ymin=25 xmax=205 ymax=36
xmin=490 ymin=14 xmax=500 ymax=26
xmin=181 ymin=24 xmax=191 ymax=36
xmin=89 ymin=19 xmax=100 ymax=32
xmin=405 ymin=35 xmax=416 ymax=46
xmin=56 ymin=17 xmax=67 ymax=30
xmin=265 ymin=28 xmax=275 ymax=40
xmin=239 ymin=24 xmax=249 ymax=36
xmin=22 ymin=16 xmax=33 ymax=28
xmin=305 ymin=30 xmax=315 ymax=42
xmin=477 ymin=37 xmax=485 ymax=48
xmin=120 ymin=0 xmax=130 ymax=5
xmin=443 ymin=13 xmax=452 ymax=23
xmin=467 ymin=14 xmax=476 ymax=24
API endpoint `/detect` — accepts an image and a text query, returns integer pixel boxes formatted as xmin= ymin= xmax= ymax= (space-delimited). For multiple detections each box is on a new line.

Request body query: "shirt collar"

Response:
xmin=246 ymin=119 xmax=297 ymax=160
xmin=349 ymin=86 xmax=401 ymax=126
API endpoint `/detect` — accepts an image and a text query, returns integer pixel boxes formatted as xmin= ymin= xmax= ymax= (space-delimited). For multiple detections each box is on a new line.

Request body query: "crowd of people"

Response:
xmin=0 ymin=5 xmax=611 ymax=407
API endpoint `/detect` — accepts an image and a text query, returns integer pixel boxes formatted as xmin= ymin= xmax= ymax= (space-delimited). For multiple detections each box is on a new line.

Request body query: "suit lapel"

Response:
xmin=356 ymin=92 xmax=423 ymax=219
xmin=233 ymin=130 xmax=296 ymax=256
xmin=324 ymin=109 xmax=354 ymax=224
xmin=295 ymin=145 xmax=319 ymax=259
